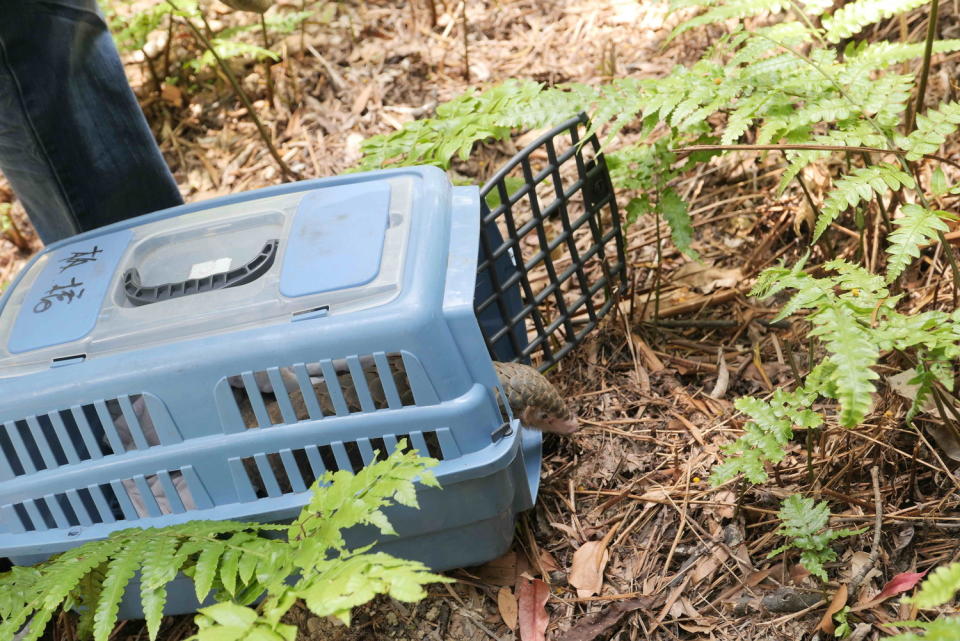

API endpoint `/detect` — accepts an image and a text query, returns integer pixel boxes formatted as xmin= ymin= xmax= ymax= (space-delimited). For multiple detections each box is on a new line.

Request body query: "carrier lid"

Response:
xmin=0 ymin=171 xmax=439 ymax=370
xmin=280 ymin=181 xmax=390 ymax=297
xmin=6 ymin=230 xmax=133 ymax=354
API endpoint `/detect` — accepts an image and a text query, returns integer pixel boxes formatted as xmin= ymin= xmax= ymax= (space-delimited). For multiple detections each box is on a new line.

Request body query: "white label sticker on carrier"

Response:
xmin=188 ymin=257 xmax=232 ymax=279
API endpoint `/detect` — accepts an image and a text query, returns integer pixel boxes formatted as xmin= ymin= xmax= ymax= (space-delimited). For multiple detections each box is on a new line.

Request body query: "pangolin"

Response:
xmin=491 ymin=361 xmax=579 ymax=435
xmin=232 ymin=360 xmax=579 ymax=435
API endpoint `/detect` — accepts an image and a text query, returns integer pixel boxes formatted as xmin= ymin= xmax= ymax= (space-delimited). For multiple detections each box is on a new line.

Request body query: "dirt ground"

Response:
xmin=3 ymin=1 xmax=960 ymax=640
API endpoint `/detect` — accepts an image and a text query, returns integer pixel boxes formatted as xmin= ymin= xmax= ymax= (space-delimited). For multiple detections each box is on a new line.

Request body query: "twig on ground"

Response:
xmin=848 ymin=466 xmax=882 ymax=597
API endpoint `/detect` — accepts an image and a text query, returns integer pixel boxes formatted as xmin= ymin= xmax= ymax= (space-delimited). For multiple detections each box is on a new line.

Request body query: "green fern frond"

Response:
xmin=768 ymin=495 xmax=865 ymax=581
xmin=2 ymin=539 xmax=116 ymax=641
xmin=845 ymin=39 xmax=960 ymax=70
xmin=660 ymin=188 xmax=699 ymax=259
xmin=888 ymin=617 xmax=960 ymax=641
xmin=809 ymin=304 xmax=880 ymax=426
xmin=902 ymin=363 xmax=938 ymax=424
xmin=94 ymin=538 xmax=147 ymax=641
xmin=192 ymin=541 xmax=226 ymax=603
xmin=722 ymin=93 xmax=772 ymax=144
xmin=823 ymin=258 xmax=890 ymax=299
xmin=711 ymin=388 xmax=822 ymax=485
xmin=886 ymin=204 xmax=954 ymax=281
xmin=358 ymin=79 xmax=567 ymax=170
xmin=727 ymin=22 xmax=813 ymax=69
xmin=669 ymin=0 xmax=790 ymax=41
xmin=813 ymin=163 xmax=915 ymax=241
xmin=0 ymin=446 xmax=443 ymax=641
xmin=140 ymin=533 xmax=181 ymax=640
xmin=778 ymin=123 xmax=889 ymax=191
xmin=297 ymin=552 xmax=440 ymax=625
xmin=822 ymin=0 xmax=931 ymax=43
xmin=907 ymin=562 xmax=960 ymax=609
xmin=187 ymin=40 xmax=280 ymax=72
xmin=897 ymin=101 xmax=960 ymax=160
xmin=107 ymin=3 xmax=173 ymax=52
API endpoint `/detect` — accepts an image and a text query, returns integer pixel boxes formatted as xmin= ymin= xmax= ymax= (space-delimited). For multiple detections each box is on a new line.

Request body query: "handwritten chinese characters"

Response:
xmin=32 ymin=245 xmax=102 ymax=314
xmin=59 ymin=246 xmax=102 ymax=272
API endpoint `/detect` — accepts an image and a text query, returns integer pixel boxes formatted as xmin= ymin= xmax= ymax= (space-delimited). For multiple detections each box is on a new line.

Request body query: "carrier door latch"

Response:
xmin=490 ymin=421 xmax=513 ymax=442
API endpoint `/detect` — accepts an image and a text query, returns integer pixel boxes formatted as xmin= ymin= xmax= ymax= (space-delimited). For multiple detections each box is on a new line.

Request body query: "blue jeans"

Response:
xmin=0 ymin=0 xmax=182 ymax=244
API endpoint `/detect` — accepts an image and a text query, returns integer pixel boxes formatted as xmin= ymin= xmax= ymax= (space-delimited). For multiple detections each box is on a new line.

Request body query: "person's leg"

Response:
xmin=0 ymin=0 xmax=183 ymax=244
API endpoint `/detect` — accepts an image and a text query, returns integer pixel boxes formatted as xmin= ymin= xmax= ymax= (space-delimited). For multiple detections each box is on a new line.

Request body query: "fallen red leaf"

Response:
xmin=517 ymin=577 xmax=550 ymax=641
xmin=876 ymin=571 xmax=927 ymax=602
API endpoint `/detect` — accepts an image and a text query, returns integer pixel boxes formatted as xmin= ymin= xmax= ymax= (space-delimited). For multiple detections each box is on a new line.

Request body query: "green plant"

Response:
xmin=362 ymin=0 xmax=960 ymax=485
xmin=0 ymin=442 xmax=446 ymax=641
xmin=888 ymin=562 xmax=960 ymax=640
xmin=767 ymin=495 xmax=865 ymax=581
xmin=105 ymin=0 xmax=322 ymax=71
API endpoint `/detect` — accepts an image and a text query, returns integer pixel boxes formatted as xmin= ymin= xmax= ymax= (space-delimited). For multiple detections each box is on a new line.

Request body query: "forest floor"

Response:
xmin=2 ymin=1 xmax=960 ymax=640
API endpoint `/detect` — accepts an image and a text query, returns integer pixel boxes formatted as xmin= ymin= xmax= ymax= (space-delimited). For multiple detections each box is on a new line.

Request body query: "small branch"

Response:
xmin=167 ymin=0 xmax=299 ymax=181
xmin=461 ymin=1 xmax=469 ymax=81
xmin=907 ymin=0 xmax=940 ymax=134
xmin=141 ymin=47 xmax=163 ymax=97
xmin=793 ymin=161 xmax=823 ymax=226
xmin=849 ymin=466 xmax=882 ymax=597
xmin=162 ymin=11 xmax=174 ymax=81
xmin=259 ymin=12 xmax=274 ymax=106
xmin=1 ymin=207 xmax=29 ymax=252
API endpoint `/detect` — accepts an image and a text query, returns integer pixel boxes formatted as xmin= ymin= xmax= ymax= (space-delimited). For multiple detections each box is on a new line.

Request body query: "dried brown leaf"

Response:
xmin=818 ymin=584 xmax=848 ymax=635
xmin=569 ymin=535 xmax=612 ymax=598
xmin=497 ymin=586 xmax=519 ymax=630
xmin=476 ymin=551 xmax=517 ymax=586
xmin=557 ymin=598 xmax=653 ymax=641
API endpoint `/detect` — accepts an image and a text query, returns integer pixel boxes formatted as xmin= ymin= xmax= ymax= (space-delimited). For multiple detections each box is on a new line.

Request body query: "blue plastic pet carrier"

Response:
xmin=0 ymin=114 xmax=625 ymax=617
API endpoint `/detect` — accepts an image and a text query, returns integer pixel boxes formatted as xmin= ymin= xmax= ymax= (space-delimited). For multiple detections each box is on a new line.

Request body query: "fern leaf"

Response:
xmin=188 ymin=40 xmax=280 ymax=72
xmin=778 ymin=124 xmax=888 ymax=192
xmin=813 ymin=163 xmax=915 ymax=241
xmin=897 ymin=101 xmax=960 ymax=160
xmin=193 ymin=541 xmax=226 ymax=603
xmin=140 ymin=533 xmax=182 ymax=641
xmin=907 ymin=562 xmax=960 ymax=609
xmin=722 ymin=93 xmax=769 ymax=144
xmin=220 ymin=538 xmax=242 ymax=596
xmin=809 ymin=304 xmax=879 ymax=426
xmin=769 ymin=495 xmax=865 ymax=581
xmin=727 ymin=22 xmax=813 ymax=69
xmin=822 ymin=0 xmax=931 ymax=43
xmin=845 ymin=39 xmax=960 ymax=70
xmin=660 ymin=188 xmax=699 ymax=259
xmin=669 ymin=0 xmax=790 ymax=41
xmin=886 ymin=204 xmax=954 ymax=282
xmin=824 ymin=258 xmax=890 ymax=299
xmin=0 ymin=539 xmax=115 ymax=641
xmin=711 ymin=389 xmax=821 ymax=485
xmin=888 ymin=617 xmax=960 ymax=641
xmin=94 ymin=538 xmax=146 ymax=641
xmin=298 ymin=553 xmax=442 ymax=626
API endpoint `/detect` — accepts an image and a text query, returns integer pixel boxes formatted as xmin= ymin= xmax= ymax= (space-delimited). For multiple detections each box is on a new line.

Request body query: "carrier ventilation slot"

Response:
xmin=0 ymin=394 xmax=162 ymax=478
xmin=3 ymin=467 xmax=203 ymax=532
xmin=233 ymin=430 xmax=454 ymax=500
xmin=230 ymin=352 xmax=428 ymax=430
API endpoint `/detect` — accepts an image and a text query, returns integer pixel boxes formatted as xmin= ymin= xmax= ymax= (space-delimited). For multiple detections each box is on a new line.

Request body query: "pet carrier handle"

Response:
xmin=122 ymin=239 xmax=279 ymax=306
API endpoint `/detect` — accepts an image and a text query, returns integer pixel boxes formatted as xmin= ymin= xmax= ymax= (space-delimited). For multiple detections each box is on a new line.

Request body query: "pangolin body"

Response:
xmin=233 ymin=361 xmax=578 ymax=435
xmin=492 ymin=361 xmax=578 ymax=435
